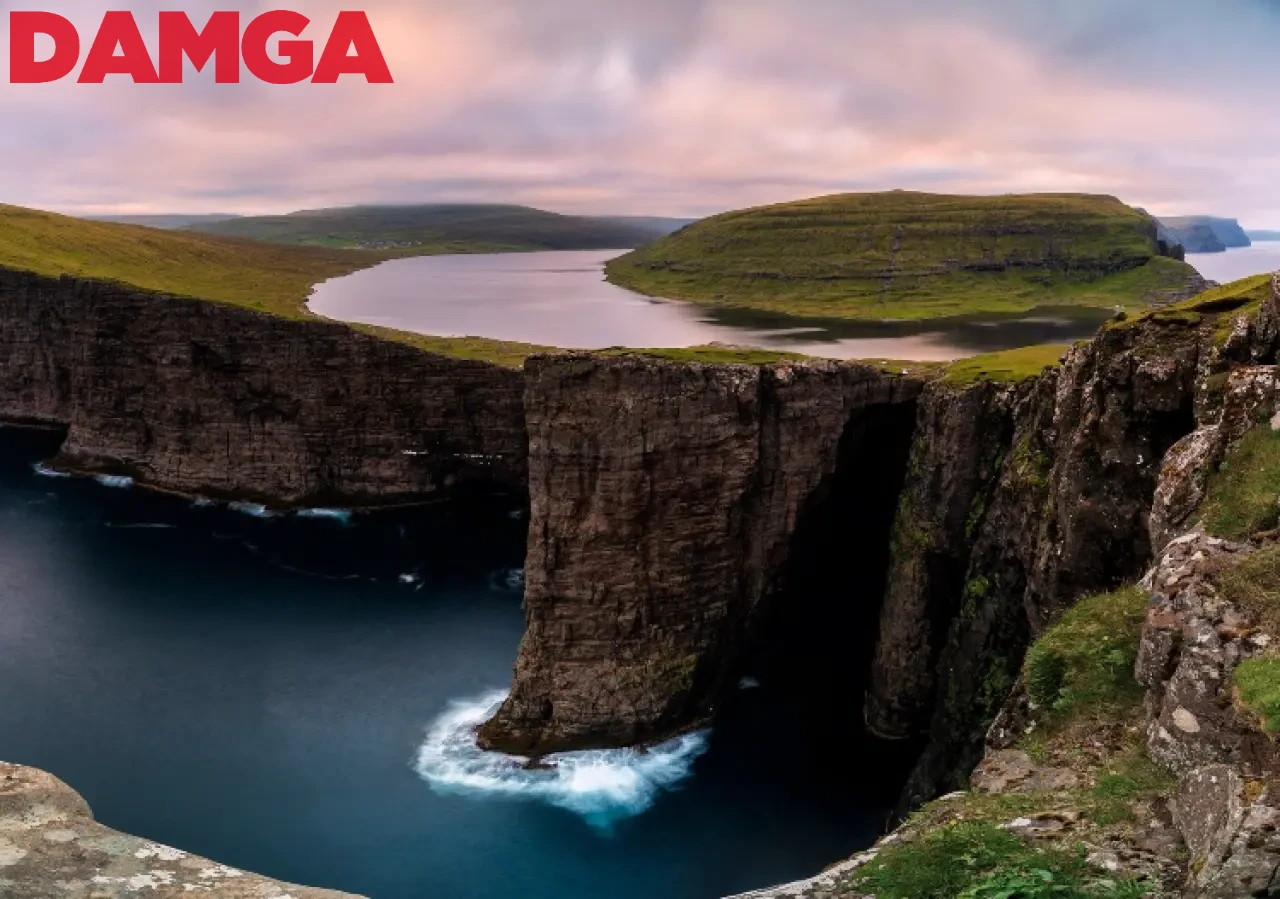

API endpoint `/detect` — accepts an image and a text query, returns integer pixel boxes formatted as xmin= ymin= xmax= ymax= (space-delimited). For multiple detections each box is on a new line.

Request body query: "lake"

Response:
xmin=0 ymin=427 xmax=900 ymax=899
xmin=1187 ymin=242 xmax=1280 ymax=284
xmin=308 ymin=250 xmax=1114 ymax=361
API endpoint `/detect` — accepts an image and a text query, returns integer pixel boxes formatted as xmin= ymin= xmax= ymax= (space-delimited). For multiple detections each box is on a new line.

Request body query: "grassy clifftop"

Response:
xmin=0 ymin=204 xmax=378 ymax=316
xmin=606 ymin=191 xmax=1204 ymax=320
xmin=189 ymin=204 xmax=679 ymax=253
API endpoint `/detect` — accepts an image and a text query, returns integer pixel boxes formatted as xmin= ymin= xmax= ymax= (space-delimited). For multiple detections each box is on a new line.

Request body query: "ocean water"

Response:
xmin=308 ymin=250 xmax=1113 ymax=362
xmin=1187 ymin=243 xmax=1280 ymax=284
xmin=0 ymin=428 xmax=898 ymax=899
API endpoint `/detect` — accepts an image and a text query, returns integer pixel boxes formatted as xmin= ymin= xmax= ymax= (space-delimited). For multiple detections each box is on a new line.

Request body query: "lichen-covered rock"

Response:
xmin=1135 ymin=533 xmax=1272 ymax=773
xmin=1150 ymin=427 xmax=1219 ymax=552
xmin=0 ymin=762 xmax=361 ymax=899
xmin=971 ymin=750 xmax=1080 ymax=794
xmin=1170 ymin=766 xmax=1280 ymax=898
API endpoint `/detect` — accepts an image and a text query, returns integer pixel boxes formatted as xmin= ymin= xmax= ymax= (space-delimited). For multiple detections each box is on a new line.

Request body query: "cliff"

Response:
xmin=479 ymin=277 xmax=1268 ymax=813
xmin=1159 ymin=216 xmax=1252 ymax=254
xmin=0 ymin=267 xmax=527 ymax=505
xmin=0 ymin=761 xmax=363 ymax=898
xmin=727 ymin=278 xmax=1280 ymax=899
xmin=478 ymin=354 xmax=922 ymax=753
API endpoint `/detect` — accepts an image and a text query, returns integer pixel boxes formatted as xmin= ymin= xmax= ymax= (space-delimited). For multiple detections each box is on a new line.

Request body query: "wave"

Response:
xmin=228 ymin=501 xmax=273 ymax=518
xmin=94 ymin=475 xmax=135 ymax=489
xmin=31 ymin=463 xmax=71 ymax=479
xmin=413 ymin=690 xmax=708 ymax=831
xmin=295 ymin=508 xmax=353 ymax=524
xmin=488 ymin=568 xmax=524 ymax=592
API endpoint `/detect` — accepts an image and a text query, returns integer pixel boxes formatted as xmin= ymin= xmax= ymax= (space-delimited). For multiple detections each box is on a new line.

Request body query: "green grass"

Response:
xmin=1023 ymin=586 xmax=1147 ymax=725
xmin=0 ymin=204 xmax=561 ymax=367
xmin=190 ymin=204 xmax=670 ymax=252
xmin=597 ymin=345 xmax=809 ymax=365
xmin=845 ymin=823 xmax=1144 ymax=899
xmin=1215 ymin=546 xmax=1280 ymax=636
xmin=943 ymin=344 xmax=1070 ymax=386
xmin=0 ymin=203 xmax=381 ymax=316
xmin=606 ymin=191 xmax=1204 ymax=320
xmin=1234 ymin=657 xmax=1280 ymax=732
xmin=1200 ymin=427 xmax=1280 ymax=538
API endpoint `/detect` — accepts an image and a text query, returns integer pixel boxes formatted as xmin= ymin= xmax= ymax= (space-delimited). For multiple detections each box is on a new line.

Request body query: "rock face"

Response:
xmin=0 ymin=762 xmax=362 ymax=898
xmin=877 ymin=314 xmax=1203 ymax=810
xmin=479 ymin=354 xmax=922 ymax=754
xmin=0 ymin=267 xmax=527 ymax=505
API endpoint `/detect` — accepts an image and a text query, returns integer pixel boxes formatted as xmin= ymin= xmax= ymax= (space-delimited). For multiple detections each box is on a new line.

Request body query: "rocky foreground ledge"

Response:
xmin=0 ymin=763 xmax=363 ymax=899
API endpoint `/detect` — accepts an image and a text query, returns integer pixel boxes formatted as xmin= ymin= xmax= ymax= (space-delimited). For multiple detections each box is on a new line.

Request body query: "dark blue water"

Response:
xmin=0 ymin=428 xmax=893 ymax=899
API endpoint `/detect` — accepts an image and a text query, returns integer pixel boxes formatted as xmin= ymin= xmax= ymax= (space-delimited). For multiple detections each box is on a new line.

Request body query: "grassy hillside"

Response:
xmin=606 ymin=191 xmax=1204 ymax=320
xmin=188 ymin=204 xmax=674 ymax=253
xmin=89 ymin=214 xmax=241 ymax=230
xmin=0 ymin=204 xmax=379 ymax=315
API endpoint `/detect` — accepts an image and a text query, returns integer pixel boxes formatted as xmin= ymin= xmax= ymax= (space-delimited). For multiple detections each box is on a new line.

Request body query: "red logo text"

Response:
xmin=8 ymin=10 xmax=394 ymax=84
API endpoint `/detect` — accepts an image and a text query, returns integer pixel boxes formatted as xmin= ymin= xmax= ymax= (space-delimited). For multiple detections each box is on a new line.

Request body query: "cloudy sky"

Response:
xmin=3 ymin=0 xmax=1280 ymax=223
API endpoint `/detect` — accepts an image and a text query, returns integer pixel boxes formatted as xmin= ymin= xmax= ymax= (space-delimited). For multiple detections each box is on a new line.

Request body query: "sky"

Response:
xmin=3 ymin=0 xmax=1280 ymax=223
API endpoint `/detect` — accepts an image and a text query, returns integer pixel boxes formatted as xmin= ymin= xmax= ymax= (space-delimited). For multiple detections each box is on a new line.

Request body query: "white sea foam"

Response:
xmin=229 ymin=501 xmax=272 ymax=518
xmin=413 ymin=690 xmax=708 ymax=831
xmin=31 ymin=463 xmax=71 ymax=479
xmin=94 ymin=475 xmax=135 ymax=489
xmin=296 ymin=508 xmax=352 ymax=524
xmin=488 ymin=568 xmax=524 ymax=592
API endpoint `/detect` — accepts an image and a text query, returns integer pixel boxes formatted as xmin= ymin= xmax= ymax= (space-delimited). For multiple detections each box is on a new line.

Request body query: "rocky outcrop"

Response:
xmin=0 ymin=267 xmax=527 ymax=505
xmin=0 ymin=762 xmax=362 ymax=898
xmin=478 ymin=354 xmax=922 ymax=754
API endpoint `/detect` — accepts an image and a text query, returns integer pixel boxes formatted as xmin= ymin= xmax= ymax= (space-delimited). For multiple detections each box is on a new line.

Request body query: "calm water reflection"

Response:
xmin=309 ymin=250 xmax=1113 ymax=361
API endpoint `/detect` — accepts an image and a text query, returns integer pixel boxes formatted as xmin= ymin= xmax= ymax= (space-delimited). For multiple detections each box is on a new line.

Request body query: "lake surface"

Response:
xmin=0 ymin=428 xmax=898 ymax=899
xmin=309 ymin=250 xmax=1113 ymax=361
xmin=1188 ymin=242 xmax=1280 ymax=284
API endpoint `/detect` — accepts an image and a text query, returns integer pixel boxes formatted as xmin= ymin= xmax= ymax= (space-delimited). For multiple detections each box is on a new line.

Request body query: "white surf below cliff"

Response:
xmin=413 ymin=690 xmax=709 ymax=831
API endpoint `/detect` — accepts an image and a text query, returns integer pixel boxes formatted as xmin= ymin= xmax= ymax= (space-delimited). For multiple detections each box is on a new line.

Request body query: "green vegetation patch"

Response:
xmin=190 ymin=204 xmax=659 ymax=252
xmin=607 ymin=191 xmax=1203 ymax=320
xmin=0 ymin=204 xmax=559 ymax=367
xmin=1200 ymin=427 xmax=1280 ymax=539
xmin=0 ymin=204 xmax=378 ymax=316
xmin=1215 ymin=546 xmax=1280 ymax=636
xmin=1234 ymin=657 xmax=1280 ymax=732
xmin=845 ymin=822 xmax=1144 ymax=899
xmin=1023 ymin=586 xmax=1147 ymax=725
xmin=1111 ymin=273 xmax=1272 ymax=340
xmin=943 ymin=344 xmax=1070 ymax=386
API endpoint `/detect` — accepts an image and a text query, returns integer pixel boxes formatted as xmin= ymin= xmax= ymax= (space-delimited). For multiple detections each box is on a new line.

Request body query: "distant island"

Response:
xmin=1248 ymin=229 xmax=1280 ymax=242
xmin=606 ymin=191 xmax=1206 ymax=320
xmin=179 ymin=204 xmax=691 ymax=254
xmin=1156 ymin=215 xmax=1251 ymax=253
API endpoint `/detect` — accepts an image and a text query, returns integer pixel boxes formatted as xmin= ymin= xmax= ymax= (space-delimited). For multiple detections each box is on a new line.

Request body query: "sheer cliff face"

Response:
xmin=882 ymin=316 xmax=1207 ymax=810
xmin=0 ymin=268 xmax=527 ymax=504
xmin=478 ymin=355 xmax=922 ymax=754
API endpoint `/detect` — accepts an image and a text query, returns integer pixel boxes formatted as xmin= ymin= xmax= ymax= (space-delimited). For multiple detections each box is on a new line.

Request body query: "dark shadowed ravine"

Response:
xmin=0 ymin=427 xmax=902 ymax=899
xmin=308 ymin=250 xmax=1113 ymax=361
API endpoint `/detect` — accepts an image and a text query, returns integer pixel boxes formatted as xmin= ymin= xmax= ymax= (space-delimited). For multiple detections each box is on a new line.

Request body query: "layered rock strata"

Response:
xmin=479 ymin=354 xmax=922 ymax=753
xmin=0 ymin=267 xmax=527 ymax=505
